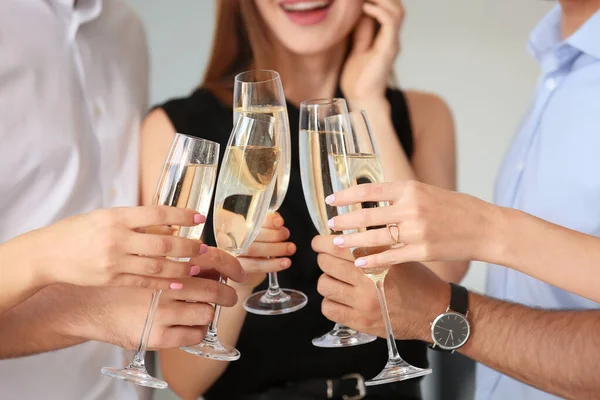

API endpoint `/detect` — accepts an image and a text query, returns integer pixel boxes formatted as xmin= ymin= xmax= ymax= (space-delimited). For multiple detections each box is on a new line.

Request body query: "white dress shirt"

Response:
xmin=0 ymin=0 xmax=148 ymax=398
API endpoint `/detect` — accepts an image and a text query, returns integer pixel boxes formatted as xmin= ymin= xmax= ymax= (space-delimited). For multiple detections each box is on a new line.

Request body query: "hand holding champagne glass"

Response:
xmin=299 ymin=98 xmax=377 ymax=348
xmin=324 ymin=110 xmax=432 ymax=385
xmin=237 ymin=70 xmax=307 ymax=315
xmin=102 ymin=134 xmax=220 ymax=389
xmin=181 ymin=113 xmax=280 ymax=360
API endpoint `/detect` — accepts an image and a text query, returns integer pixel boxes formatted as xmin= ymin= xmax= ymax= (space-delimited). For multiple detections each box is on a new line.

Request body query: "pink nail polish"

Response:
xmin=170 ymin=282 xmax=183 ymax=290
xmin=189 ymin=266 xmax=200 ymax=276
xmin=355 ymin=258 xmax=368 ymax=267
xmin=325 ymin=195 xmax=335 ymax=205
xmin=198 ymin=244 xmax=208 ymax=255
xmin=327 ymin=219 xmax=335 ymax=229
xmin=194 ymin=214 xmax=206 ymax=224
xmin=333 ymin=236 xmax=344 ymax=246
xmin=280 ymin=259 xmax=290 ymax=268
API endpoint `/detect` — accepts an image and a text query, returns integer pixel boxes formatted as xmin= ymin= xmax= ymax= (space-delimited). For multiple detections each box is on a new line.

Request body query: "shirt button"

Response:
xmin=516 ymin=162 xmax=525 ymax=171
xmin=545 ymin=78 xmax=557 ymax=90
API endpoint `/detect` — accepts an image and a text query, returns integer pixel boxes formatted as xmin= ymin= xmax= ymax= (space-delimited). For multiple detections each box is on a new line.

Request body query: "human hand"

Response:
xmin=235 ymin=212 xmax=296 ymax=291
xmin=28 ymin=205 xmax=213 ymax=290
xmin=72 ymin=246 xmax=245 ymax=349
xmin=312 ymin=234 xmax=448 ymax=342
xmin=341 ymin=0 xmax=404 ymax=103
xmin=326 ymin=181 xmax=502 ymax=270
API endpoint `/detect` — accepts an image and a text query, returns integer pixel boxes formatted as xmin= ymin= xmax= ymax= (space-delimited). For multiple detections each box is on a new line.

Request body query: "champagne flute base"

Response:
xmin=312 ymin=327 xmax=377 ymax=348
xmin=101 ymin=366 xmax=168 ymax=389
xmin=243 ymin=288 xmax=307 ymax=315
xmin=180 ymin=340 xmax=240 ymax=361
xmin=365 ymin=360 xmax=432 ymax=386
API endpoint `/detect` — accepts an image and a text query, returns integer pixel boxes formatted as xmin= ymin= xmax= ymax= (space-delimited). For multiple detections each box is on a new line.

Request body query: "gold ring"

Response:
xmin=387 ymin=223 xmax=400 ymax=247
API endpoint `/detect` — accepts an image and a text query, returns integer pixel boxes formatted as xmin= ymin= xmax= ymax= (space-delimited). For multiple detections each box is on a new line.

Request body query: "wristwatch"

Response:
xmin=429 ymin=283 xmax=470 ymax=353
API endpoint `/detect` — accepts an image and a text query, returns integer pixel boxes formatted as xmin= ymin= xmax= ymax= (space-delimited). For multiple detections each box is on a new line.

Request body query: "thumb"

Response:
xmin=351 ymin=16 xmax=376 ymax=54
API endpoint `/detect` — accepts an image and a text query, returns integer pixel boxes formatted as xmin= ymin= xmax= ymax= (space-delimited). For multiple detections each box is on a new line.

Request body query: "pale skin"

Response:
xmin=311 ymin=235 xmax=600 ymax=399
xmin=152 ymin=0 xmax=464 ymax=398
xmin=326 ymin=180 xmax=600 ymax=303
xmin=0 ymin=206 xmax=215 ymax=314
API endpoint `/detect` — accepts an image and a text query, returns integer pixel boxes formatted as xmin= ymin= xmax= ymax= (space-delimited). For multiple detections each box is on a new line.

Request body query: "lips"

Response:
xmin=279 ymin=0 xmax=334 ymax=26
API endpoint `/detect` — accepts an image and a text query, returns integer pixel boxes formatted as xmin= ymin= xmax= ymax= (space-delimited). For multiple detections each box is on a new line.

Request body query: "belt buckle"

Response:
xmin=341 ymin=373 xmax=366 ymax=400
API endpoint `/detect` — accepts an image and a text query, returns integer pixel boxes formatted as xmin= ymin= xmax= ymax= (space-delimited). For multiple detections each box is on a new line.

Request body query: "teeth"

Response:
xmin=281 ymin=0 xmax=330 ymax=12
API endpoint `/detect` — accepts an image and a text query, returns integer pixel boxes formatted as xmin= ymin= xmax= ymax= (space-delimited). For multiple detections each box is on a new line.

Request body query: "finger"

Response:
xmin=317 ymin=274 xmax=356 ymax=307
xmin=363 ymin=1 xmax=402 ymax=53
xmin=164 ymin=277 xmax=239 ymax=307
xmin=321 ymin=298 xmax=373 ymax=334
xmin=189 ymin=247 xmax=246 ymax=283
xmin=156 ymin=300 xmax=215 ymax=327
xmin=328 ymin=206 xmax=398 ymax=231
xmin=151 ymin=326 xmax=207 ymax=350
xmin=111 ymin=274 xmax=186 ymax=291
xmin=254 ymin=226 xmax=290 ymax=242
xmin=316 ymin=253 xmax=363 ymax=286
xmin=239 ymin=257 xmax=292 ymax=274
xmin=119 ymin=205 xmax=205 ymax=229
xmin=120 ymin=255 xmax=200 ymax=279
xmin=243 ymin=241 xmax=296 ymax=258
xmin=354 ymin=245 xmax=426 ymax=269
xmin=332 ymin=228 xmax=394 ymax=249
xmin=311 ymin=235 xmax=354 ymax=262
xmin=127 ymin=231 xmax=203 ymax=258
xmin=263 ymin=212 xmax=284 ymax=229
xmin=352 ymin=15 xmax=376 ymax=53
xmin=325 ymin=182 xmax=401 ymax=206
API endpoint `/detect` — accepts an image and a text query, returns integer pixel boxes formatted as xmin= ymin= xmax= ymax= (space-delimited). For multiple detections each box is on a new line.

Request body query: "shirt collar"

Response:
xmin=528 ymin=5 xmax=562 ymax=64
xmin=567 ymin=8 xmax=600 ymax=60
xmin=47 ymin=0 xmax=103 ymax=41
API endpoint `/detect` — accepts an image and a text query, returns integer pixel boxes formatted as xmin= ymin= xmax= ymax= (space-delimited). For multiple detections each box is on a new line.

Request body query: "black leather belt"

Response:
xmin=238 ymin=373 xmax=421 ymax=400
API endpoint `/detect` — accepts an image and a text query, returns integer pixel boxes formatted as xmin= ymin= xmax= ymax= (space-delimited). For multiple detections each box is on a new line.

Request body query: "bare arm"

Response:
xmin=0 ymin=237 xmax=46 ymax=314
xmin=487 ymin=207 xmax=600 ymax=302
xmin=313 ymin=244 xmax=600 ymax=400
xmin=457 ymin=293 xmax=600 ymax=399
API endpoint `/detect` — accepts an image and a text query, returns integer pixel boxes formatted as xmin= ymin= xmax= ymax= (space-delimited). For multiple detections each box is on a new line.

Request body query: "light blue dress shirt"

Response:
xmin=475 ymin=5 xmax=600 ymax=400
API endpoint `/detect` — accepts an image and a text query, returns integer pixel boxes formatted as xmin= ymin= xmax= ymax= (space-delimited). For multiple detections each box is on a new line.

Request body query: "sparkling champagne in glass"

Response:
xmin=101 ymin=134 xmax=219 ymax=389
xmin=238 ymin=70 xmax=307 ymax=315
xmin=325 ymin=110 xmax=433 ymax=385
xmin=181 ymin=113 xmax=279 ymax=360
xmin=299 ymin=98 xmax=377 ymax=348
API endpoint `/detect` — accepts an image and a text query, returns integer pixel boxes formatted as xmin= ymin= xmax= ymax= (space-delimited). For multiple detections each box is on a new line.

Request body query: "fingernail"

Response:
xmin=189 ymin=265 xmax=200 ymax=276
xmin=327 ymin=218 xmax=335 ymax=229
xmin=280 ymin=259 xmax=291 ymax=268
xmin=333 ymin=236 xmax=344 ymax=246
xmin=198 ymin=244 xmax=208 ymax=255
xmin=194 ymin=214 xmax=206 ymax=224
xmin=287 ymin=243 xmax=296 ymax=254
xmin=355 ymin=258 xmax=368 ymax=267
xmin=325 ymin=195 xmax=335 ymax=205
xmin=170 ymin=282 xmax=183 ymax=290
xmin=274 ymin=217 xmax=284 ymax=228
xmin=283 ymin=227 xmax=290 ymax=238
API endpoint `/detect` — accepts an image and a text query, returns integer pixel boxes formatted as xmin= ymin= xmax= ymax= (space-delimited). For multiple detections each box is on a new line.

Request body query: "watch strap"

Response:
xmin=449 ymin=283 xmax=468 ymax=315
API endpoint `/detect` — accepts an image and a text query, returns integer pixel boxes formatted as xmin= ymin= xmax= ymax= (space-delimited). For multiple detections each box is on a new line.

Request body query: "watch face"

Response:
xmin=431 ymin=312 xmax=470 ymax=350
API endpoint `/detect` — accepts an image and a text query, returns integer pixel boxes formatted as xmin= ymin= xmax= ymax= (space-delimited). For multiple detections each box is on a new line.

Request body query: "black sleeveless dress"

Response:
xmin=160 ymin=88 xmax=427 ymax=399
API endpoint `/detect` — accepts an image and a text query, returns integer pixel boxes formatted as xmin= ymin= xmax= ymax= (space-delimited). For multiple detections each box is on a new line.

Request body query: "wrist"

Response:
xmin=472 ymin=201 xmax=510 ymax=264
xmin=347 ymin=96 xmax=390 ymax=115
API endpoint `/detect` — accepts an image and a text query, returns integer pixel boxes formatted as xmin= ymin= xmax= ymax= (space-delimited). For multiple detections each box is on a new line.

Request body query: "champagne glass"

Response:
xmin=181 ymin=113 xmax=279 ymax=360
xmin=101 ymin=134 xmax=219 ymax=389
xmin=299 ymin=98 xmax=377 ymax=348
xmin=239 ymin=70 xmax=308 ymax=315
xmin=325 ymin=110 xmax=433 ymax=385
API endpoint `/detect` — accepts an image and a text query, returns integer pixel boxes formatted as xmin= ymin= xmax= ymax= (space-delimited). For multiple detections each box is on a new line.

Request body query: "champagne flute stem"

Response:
xmin=131 ymin=289 xmax=162 ymax=369
xmin=266 ymin=271 xmax=282 ymax=296
xmin=205 ymin=278 xmax=227 ymax=342
xmin=373 ymin=277 xmax=402 ymax=362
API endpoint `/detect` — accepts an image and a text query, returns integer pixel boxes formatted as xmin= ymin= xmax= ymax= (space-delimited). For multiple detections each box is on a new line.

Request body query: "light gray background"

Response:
xmin=124 ymin=1 xmax=555 ymax=399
